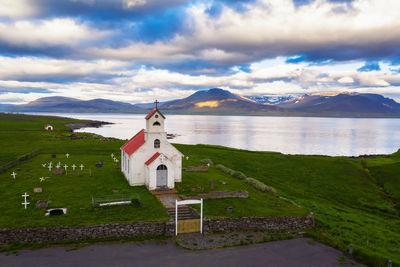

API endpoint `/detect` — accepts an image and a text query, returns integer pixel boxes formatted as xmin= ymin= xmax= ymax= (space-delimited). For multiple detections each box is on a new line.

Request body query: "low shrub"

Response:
xmin=200 ymin=158 xmax=214 ymax=166
xmin=246 ymin=177 xmax=277 ymax=194
xmin=216 ymin=164 xmax=235 ymax=175
xmin=232 ymin=171 xmax=247 ymax=180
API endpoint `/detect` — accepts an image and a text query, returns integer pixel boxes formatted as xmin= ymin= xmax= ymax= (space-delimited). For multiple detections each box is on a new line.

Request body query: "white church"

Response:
xmin=120 ymin=103 xmax=183 ymax=190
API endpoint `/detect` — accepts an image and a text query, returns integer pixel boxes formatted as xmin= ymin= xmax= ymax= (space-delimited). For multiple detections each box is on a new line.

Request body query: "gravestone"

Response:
xmin=116 ymin=161 xmax=120 ymax=169
xmin=11 ymin=172 xmax=17 ymax=179
xmin=221 ymin=181 xmax=227 ymax=185
xmin=34 ymin=187 xmax=42 ymax=193
xmin=35 ymin=200 xmax=49 ymax=209
xmin=210 ymin=180 xmax=214 ymax=190
xmin=52 ymin=168 xmax=64 ymax=175
xmin=52 ymin=154 xmax=56 ymax=158
xmin=226 ymin=206 xmax=233 ymax=213
xmin=95 ymin=160 xmax=104 ymax=168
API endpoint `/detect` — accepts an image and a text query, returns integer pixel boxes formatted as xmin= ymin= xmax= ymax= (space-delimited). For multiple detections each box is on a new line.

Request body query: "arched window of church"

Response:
xmin=154 ymin=139 xmax=160 ymax=148
xmin=153 ymin=121 xmax=161 ymax=126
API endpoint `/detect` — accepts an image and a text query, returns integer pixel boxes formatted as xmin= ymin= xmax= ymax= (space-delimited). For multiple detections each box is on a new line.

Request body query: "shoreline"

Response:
xmin=65 ymin=121 xmax=113 ymax=131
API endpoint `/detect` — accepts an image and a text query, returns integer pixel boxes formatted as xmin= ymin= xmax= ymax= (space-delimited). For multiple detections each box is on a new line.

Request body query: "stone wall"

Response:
xmin=203 ymin=213 xmax=314 ymax=233
xmin=0 ymin=213 xmax=313 ymax=247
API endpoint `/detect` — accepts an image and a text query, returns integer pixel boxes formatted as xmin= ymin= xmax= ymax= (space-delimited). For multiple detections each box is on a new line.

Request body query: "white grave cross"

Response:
xmin=64 ymin=164 xmax=68 ymax=171
xmin=80 ymin=164 xmax=84 ymax=171
xmin=66 ymin=153 xmax=70 ymax=158
xmin=111 ymin=153 xmax=114 ymax=158
xmin=40 ymin=177 xmax=45 ymax=182
xmin=11 ymin=172 xmax=17 ymax=179
xmin=71 ymin=164 xmax=76 ymax=171
xmin=48 ymin=165 xmax=52 ymax=171
xmin=21 ymin=192 xmax=30 ymax=209
xmin=42 ymin=163 xmax=46 ymax=168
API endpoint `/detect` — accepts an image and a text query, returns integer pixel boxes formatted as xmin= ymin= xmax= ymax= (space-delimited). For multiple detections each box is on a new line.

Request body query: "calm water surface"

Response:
xmin=29 ymin=113 xmax=400 ymax=156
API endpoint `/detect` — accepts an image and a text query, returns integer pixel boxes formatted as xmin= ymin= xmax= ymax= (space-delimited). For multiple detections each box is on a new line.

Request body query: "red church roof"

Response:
xmin=145 ymin=152 xmax=161 ymax=166
xmin=121 ymin=129 xmax=146 ymax=156
xmin=145 ymin=108 xmax=166 ymax=120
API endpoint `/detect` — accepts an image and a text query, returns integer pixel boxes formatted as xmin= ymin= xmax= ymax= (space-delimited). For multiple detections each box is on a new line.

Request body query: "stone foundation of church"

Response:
xmin=0 ymin=213 xmax=314 ymax=247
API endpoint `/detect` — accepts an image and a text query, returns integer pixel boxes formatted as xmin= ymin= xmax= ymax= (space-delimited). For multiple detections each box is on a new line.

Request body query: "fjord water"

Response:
xmin=35 ymin=113 xmax=400 ymax=156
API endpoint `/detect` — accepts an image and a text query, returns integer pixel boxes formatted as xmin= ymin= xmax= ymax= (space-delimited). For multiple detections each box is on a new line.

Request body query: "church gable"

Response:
xmin=145 ymin=108 xmax=165 ymax=120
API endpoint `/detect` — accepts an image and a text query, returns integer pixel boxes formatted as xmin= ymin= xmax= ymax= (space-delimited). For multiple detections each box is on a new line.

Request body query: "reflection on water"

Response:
xmin=28 ymin=113 xmax=400 ymax=156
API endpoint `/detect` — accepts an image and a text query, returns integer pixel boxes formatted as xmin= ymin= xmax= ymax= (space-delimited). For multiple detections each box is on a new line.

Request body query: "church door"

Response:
xmin=156 ymin=164 xmax=168 ymax=188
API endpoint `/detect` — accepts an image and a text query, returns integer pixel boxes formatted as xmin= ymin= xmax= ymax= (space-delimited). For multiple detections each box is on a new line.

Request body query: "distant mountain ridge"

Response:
xmin=2 ymin=88 xmax=400 ymax=118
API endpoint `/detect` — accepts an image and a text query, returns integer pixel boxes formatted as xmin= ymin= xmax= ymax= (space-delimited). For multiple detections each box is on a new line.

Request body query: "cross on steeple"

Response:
xmin=154 ymin=100 xmax=159 ymax=109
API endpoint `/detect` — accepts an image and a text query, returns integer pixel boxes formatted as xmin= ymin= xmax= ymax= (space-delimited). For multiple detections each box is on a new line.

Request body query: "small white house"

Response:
xmin=44 ymin=124 xmax=53 ymax=131
xmin=120 ymin=107 xmax=183 ymax=190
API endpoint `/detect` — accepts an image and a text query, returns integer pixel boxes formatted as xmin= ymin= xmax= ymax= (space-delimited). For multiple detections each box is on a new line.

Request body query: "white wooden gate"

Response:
xmin=175 ymin=199 xmax=203 ymax=235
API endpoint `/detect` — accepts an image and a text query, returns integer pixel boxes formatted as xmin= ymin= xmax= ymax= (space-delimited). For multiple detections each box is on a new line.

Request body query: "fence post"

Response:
xmin=348 ymin=244 xmax=353 ymax=257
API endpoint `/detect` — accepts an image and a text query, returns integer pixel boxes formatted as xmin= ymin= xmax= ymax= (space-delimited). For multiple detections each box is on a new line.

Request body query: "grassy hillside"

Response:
xmin=0 ymin=113 xmax=399 ymax=266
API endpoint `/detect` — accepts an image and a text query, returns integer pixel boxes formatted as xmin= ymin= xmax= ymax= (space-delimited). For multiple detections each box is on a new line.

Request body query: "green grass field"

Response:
xmin=0 ymin=113 xmax=399 ymax=266
xmin=177 ymin=166 xmax=307 ymax=217
xmin=174 ymin=144 xmax=400 ymax=266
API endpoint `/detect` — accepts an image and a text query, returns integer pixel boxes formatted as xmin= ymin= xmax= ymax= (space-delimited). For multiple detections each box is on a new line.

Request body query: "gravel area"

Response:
xmin=176 ymin=230 xmax=305 ymax=249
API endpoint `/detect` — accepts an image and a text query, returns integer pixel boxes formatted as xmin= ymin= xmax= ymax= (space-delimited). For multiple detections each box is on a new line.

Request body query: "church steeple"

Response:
xmin=145 ymin=100 xmax=166 ymax=133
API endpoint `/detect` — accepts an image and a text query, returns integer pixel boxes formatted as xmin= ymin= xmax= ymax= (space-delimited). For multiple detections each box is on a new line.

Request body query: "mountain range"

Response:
xmin=2 ymin=88 xmax=400 ymax=118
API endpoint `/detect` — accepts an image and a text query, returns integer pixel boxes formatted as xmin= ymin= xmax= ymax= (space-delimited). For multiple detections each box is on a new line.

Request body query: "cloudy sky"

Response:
xmin=1 ymin=0 xmax=400 ymax=104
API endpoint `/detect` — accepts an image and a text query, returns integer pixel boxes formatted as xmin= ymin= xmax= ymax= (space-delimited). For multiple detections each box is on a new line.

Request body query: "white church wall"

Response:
xmin=129 ymin=150 xmax=146 ymax=186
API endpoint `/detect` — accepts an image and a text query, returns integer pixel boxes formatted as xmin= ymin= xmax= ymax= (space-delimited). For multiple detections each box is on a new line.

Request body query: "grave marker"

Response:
xmin=48 ymin=165 xmax=52 ymax=171
xmin=111 ymin=153 xmax=114 ymax=158
xmin=64 ymin=164 xmax=68 ymax=171
xmin=34 ymin=188 xmax=42 ymax=193
xmin=66 ymin=153 xmax=70 ymax=158
xmin=72 ymin=164 xmax=76 ymax=171
xmin=21 ymin=192 xmax=30 ymax=209
xmin=80 ymin=164 xmax=84 ymax=171
xmin=11 ymin=172 xmax=17 ymax=179
xmin=186 ymin=156 xmax=189 ymax=160
xmin=42 ymin=163 xmax=46 ymax=168
xmin=40 ymin=177 xmax=45 ymax=182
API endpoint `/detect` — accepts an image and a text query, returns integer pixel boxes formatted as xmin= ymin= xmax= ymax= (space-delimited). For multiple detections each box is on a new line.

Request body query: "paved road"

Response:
xmin=0 ymin=238 xmax=364 ymax=267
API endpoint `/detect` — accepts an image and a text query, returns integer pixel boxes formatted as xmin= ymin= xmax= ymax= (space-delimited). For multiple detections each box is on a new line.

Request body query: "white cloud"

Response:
xmin=0 ymin=56 xmax=128 ymax=79
xmin=0 ymin=18 xmax=108 ymax=47
xmin=123 ymin=0 xmax=147 ymax=9
xmin=0 ymin=0 xmax=38 ymax=18
xmin=338 ymin=76 xmax=355 ymax=84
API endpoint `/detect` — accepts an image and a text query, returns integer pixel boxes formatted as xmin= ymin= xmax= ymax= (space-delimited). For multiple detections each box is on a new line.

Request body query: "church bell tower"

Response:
xmin=145 ymin=100 xmax=166 ymax=133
